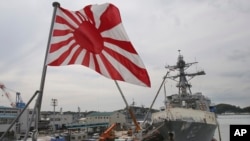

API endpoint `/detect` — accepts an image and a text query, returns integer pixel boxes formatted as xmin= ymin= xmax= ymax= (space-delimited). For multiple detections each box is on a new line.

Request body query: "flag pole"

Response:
xmin=114 ymin=80 xmax=141 ymax=131
xmin=36 ymin=1 xmax=60 ymax=127
xmin=114 ymin=80 xmax=129 ymax=107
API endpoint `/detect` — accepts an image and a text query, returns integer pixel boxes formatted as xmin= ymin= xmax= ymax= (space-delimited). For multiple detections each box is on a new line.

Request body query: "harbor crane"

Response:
xmin=0 ymin=82 xmax=25 ymax=108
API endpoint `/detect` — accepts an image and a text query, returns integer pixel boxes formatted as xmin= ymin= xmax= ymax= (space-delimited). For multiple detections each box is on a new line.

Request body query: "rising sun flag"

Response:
xmin=46 ymin=3 xmax=151 ymax=87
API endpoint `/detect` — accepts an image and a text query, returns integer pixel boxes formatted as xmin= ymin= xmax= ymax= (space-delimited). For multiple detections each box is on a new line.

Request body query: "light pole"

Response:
xmin=51 ymin=98 xmax=58 ymax=133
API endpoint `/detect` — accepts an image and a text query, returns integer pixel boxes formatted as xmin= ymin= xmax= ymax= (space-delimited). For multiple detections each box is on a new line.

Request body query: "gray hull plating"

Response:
xmin=153 ymin=120 xmax=217 ymax=141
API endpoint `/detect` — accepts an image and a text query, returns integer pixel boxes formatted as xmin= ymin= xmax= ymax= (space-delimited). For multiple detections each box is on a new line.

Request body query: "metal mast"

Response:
xmin=165 ymin=50 xmax=205 ymax=96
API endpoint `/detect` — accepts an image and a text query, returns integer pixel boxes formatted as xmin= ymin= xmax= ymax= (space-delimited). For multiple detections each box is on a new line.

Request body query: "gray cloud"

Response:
xmin=0 ymin=0 xmax=249 ymax=111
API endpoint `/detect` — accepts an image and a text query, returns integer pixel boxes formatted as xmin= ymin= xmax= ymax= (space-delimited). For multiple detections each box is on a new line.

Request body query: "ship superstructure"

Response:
xmin=144 ymin=51 xmax=217 ymax=141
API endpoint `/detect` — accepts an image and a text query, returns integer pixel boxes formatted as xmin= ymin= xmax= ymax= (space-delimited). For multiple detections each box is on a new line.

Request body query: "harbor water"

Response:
xmin=214 ymin=114 xmax=250 ymax=141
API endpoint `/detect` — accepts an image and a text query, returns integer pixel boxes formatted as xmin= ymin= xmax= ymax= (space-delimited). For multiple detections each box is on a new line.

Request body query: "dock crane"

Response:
xmin=0 ymin=83 xmax=25 ymax=108
xmin=99 ymin=123 xmax=117 ymax=141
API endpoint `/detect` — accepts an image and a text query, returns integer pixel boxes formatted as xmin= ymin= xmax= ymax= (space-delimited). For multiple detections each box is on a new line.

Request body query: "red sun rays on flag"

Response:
xmin=46 ymin=3 xmax=151 ymax=87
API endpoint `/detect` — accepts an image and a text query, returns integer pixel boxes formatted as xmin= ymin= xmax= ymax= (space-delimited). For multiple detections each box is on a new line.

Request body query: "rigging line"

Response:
xmin=142 ymin=71 xmax=170 ymax=126
xmin=163 ymin=80 xmax=167 ymax=107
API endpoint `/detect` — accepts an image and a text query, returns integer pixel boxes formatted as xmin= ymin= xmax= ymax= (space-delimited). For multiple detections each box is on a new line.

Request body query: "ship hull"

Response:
xmin=153 ymin=120 xmax=217 ymax=141
xmin=148 ymin=108 xmax=218 ymax=141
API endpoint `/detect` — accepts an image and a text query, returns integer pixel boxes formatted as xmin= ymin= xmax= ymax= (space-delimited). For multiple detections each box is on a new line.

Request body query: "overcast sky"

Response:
xmin=0 ymin=0 xmax=249 ymax=113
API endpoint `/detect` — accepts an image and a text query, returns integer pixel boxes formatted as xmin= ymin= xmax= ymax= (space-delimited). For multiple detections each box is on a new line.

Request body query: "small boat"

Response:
xmin=143 ymin=51 xmax=218 ymax=141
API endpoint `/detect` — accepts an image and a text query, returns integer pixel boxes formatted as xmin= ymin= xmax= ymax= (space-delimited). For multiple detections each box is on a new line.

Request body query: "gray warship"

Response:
xmin=142 ymin=51 xmax=218 ymax=141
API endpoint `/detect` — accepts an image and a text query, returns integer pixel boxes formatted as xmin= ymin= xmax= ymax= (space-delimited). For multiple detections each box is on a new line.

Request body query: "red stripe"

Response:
xmin=104 ymin=47 xmax=150 ymax=87
xmin=49 ymin=41 xmax=78 ymax=66
xmin=55 ymin=16 xmax=75 ymax=31
xmin=68 ymin=47 xmax=83 ymax=64
xmin=83 ymin=6 xmax=96 ymax=28
xmin=53 ymin=29 xmax=72 ymax=36
xmin=59 ymin=7 xmax=81 ymax=26
xmin=82 ymin=51 xmax=90 ymax=66
xmin=99 ymin=53 xmax=124 ymax=80
xmin=75 ymin=11 xmax=87 ymax=23
xmin=98 ymin=4 xmax=121 ymax=32
xmin=93 ymin=55 xmax=101 ymax=74
xmin=104 ymin=38 xmax=137 ymax=54
xmin=49 ymin=37 xmax=74 ymax=53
